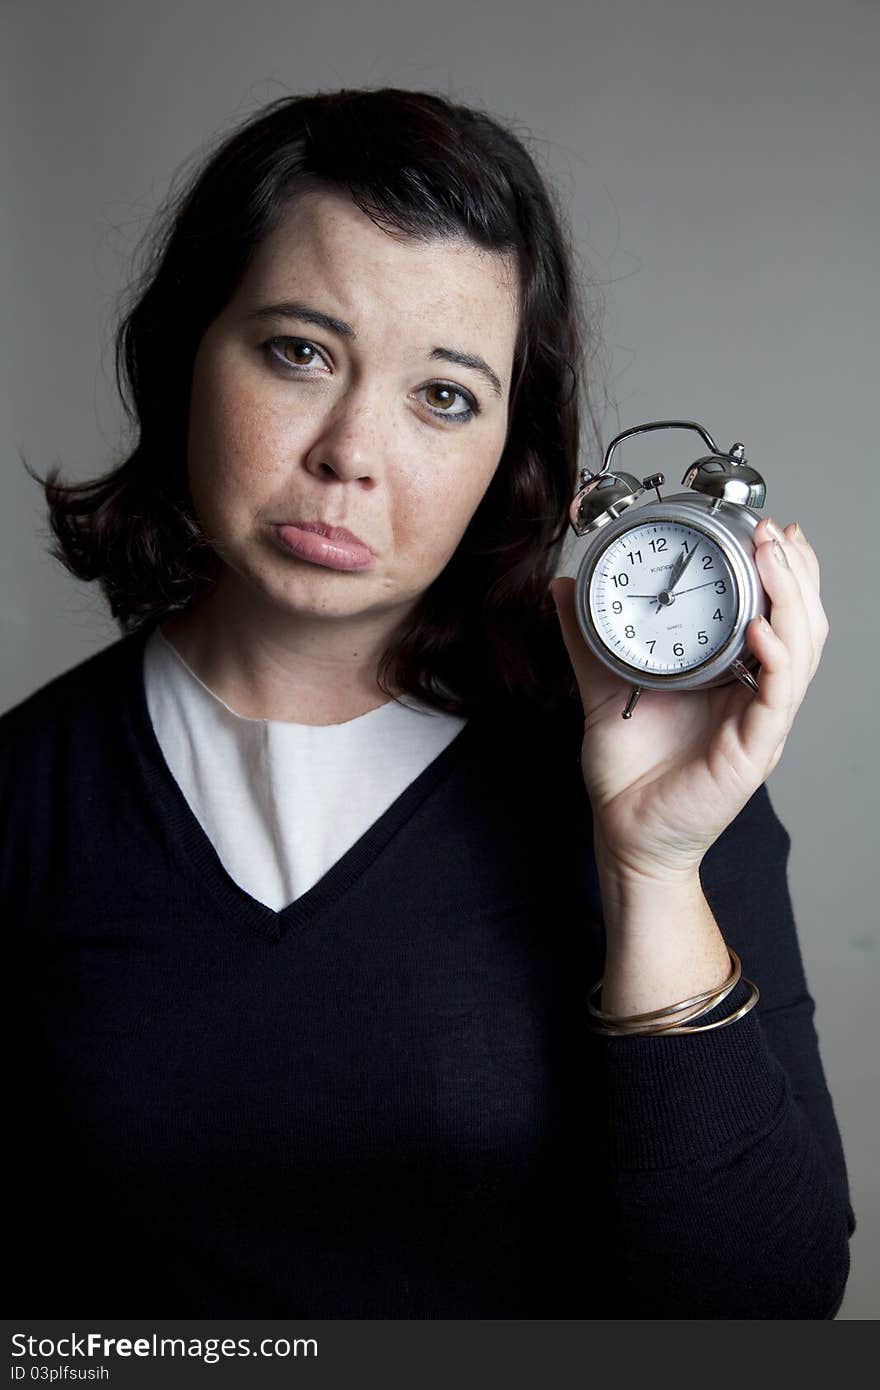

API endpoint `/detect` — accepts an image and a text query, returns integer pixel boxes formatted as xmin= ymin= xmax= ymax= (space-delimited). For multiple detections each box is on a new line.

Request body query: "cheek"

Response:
xmin=187 ymin=381 xmax=289 ymax=521
xmin=394 ymin=436 xmax=503 ymax=562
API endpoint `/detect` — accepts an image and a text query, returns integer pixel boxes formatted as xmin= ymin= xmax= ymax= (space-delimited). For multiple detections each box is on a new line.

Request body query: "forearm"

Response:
xmin=592 ymin=860 xmax=852 ymax=1316
xmin=596 ymin=855 xmax=732 ymax=1020
xmin=590 ymin=817 xmax=853 ymax=1318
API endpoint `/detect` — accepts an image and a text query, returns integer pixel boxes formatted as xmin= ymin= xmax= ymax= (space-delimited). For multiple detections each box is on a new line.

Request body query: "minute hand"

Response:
xmin=670 ymin=581 xmax=721 ymax=596
xmin=626 ymin=578 xmax=721 ymax=599
xmin=626 ymin=583 xmax=719 ymax=599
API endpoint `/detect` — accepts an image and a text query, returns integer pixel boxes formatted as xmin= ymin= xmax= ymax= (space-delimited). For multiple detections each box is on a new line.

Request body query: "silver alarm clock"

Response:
xmin=568 ymin=420 xmax=770 ymax=719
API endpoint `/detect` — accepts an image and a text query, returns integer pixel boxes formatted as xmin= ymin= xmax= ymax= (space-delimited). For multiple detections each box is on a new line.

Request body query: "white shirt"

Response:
xmin=142 ymin=626 xmax=467 ymax=912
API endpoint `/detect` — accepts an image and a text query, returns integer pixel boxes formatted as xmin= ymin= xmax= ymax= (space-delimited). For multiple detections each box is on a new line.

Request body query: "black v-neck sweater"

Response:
xmin=3 ymin=626 xmax=854 ymax=1318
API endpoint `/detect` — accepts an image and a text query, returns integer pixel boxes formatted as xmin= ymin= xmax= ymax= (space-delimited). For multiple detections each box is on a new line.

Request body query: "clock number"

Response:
xmin=611 ymin=573 xmax=629 ymax=588
xmin=672 ymin=642 xmax=685 ymax=657
xmin=698 ymin=631 xmax=708 ymax=645
xmin=682 ymin=540 xmax=693 ymax=553
xmin=712 ymin=608 xmax=723 ymax=621
xmin=624 ymin=625 xmax=635 ymax=639
xmin=612 ymin=600 xmax=623 ymax=614
xmin=701 ymin=555 xmax=714 ymax=570
xmin=647 ymin=640 xmax=656 ymax=653
xmin=650 ymin=538 xmax=667 ymax=553
xmin=714 ymin=579 xmax=726 ymax=595
xmin=626 ymin=550 xmax=643 ymax=565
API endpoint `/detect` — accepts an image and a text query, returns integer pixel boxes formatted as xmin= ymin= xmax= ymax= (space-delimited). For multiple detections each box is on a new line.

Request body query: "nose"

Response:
xmin=303 ymin=391 xmax=383 ymax=485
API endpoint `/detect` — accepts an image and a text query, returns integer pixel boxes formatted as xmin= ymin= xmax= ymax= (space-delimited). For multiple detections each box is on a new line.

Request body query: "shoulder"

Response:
xmin=0 ymin=628 xmax=152 ymax=890
xmin=0 ymin=632 xmax=138 ymax=912
xmin=0 ymin=627 xmax=148 ymax=759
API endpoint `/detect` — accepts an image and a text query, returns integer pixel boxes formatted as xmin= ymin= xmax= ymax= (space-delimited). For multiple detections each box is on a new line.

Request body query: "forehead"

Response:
xmin=230 ymin=188 xmax=519 ymax=361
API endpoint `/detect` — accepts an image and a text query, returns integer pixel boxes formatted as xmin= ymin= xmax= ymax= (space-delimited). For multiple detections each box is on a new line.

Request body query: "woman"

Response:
xmin=5 ymin=88 xmax=854 ymax=1317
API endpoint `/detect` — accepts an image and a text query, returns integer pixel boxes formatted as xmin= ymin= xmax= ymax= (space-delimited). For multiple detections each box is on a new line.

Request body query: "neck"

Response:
xmin=159 ymin=576 xmax=408 ymax=725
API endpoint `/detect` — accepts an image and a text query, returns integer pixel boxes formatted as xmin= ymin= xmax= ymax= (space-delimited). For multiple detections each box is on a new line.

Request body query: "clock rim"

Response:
xmin=573 ymin=497 xmax=765 ymax=691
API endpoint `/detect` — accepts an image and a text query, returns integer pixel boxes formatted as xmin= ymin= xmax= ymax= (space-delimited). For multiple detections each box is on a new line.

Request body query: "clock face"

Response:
xmin=587 ymin=519 xmax=740 ymax=675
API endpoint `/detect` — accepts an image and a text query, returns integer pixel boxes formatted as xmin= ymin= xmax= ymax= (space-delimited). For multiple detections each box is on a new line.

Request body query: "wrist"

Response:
xmin=593 ymin=863 xmax=731 ymax=1018
xmin=592 ymin=820 xmax=705 ymax=894
xmin=596 ymin=861 xmax=705 ymax=939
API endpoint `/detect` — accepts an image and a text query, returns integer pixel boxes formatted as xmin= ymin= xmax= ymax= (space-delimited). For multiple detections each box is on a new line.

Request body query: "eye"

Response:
xmin=417 ymin=381 xmax=479 ymax=423
xmin=263 ymin=336 xmax=330 ymax=372
xmin=262 ymin=338 xmax=479 ymax=423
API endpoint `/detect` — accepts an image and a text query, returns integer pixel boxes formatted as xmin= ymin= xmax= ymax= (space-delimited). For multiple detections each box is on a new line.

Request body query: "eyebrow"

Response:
xmin=247 ymin=299 xmax=504 ymax=398
xmin=428 ymin=347 xmax=503 ymax=399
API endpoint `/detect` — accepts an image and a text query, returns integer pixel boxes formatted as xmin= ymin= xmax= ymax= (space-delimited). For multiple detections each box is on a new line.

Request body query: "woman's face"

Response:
xmin=185 ymin=188 xmax=519 ymax=630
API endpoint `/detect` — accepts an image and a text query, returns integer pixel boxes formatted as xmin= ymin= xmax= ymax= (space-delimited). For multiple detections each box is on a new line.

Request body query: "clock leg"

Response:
xmin=731 ymin=659 xmax=759 ymax=693
xmin=622 ymin=686 xmax=643 ymax=719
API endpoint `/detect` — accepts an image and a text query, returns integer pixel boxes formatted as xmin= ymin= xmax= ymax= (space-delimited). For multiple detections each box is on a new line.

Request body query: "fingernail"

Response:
xmin=772 ymin=540 xmax=789 ymax=568
xmin=765 ymin=519 xmax=785 ymax=543
xmin=789 ymin=522 xmax=803 ymax=542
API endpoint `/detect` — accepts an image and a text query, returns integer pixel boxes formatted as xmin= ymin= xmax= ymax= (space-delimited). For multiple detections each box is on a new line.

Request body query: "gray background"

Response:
xmin=3 ymin=0 xmax=877 ymax=1318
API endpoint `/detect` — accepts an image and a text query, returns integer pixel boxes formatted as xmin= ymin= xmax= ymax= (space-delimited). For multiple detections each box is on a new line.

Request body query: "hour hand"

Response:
xmin=667 ymin=543 xmax=698 ymax=595
xmin=652 ymin=544 xmax=698 ymax=612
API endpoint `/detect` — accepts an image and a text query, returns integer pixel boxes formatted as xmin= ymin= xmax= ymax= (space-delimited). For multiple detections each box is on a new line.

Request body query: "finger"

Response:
xmin=735 ymin=613 xmax=795 ymax=769
xmin=783 ymin=521 xmax=821 ymax=595
xmin=754 ymin=517 xmax=819 ymax=609
xmin=782 ymin=522 xmax=829 ymax=675
xmin=751 ymin=528 xmax=813 ymax=697
xmin=753 ymin=518 xmax=827 ymax=681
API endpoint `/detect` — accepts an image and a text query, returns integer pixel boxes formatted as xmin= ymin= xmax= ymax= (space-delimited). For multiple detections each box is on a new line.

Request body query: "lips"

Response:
xmin=283 ymin=519 xmax=373 ymax=554
xmin=273 ymin=521 xmax=376 ymax=572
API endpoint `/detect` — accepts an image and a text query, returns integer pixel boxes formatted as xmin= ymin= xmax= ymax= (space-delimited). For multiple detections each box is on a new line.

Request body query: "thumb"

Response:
xmin=550 ymin=575 xmax=625 ymax=715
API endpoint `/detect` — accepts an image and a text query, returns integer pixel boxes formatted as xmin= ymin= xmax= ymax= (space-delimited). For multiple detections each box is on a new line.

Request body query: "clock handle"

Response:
xmin=598 ymin=421 xmax=726 ymax=478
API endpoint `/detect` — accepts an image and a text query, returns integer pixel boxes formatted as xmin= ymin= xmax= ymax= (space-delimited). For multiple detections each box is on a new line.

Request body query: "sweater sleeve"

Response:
xmin=589 ymin=782 xmax=856 ymax=1319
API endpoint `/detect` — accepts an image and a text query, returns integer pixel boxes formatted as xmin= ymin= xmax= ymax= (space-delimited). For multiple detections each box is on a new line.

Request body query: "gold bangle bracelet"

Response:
xmin=587 ymin=973 xmax=740 ymax=1034
xmin=586 ymin=947 xmax=742 ymax=1026
xmin=588 ymin=977 xmax=760 ymax=1037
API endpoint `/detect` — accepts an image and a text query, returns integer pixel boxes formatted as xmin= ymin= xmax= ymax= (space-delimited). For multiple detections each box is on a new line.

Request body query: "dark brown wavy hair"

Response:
xmin=26 ymin=87 xmax=608 ymax=718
